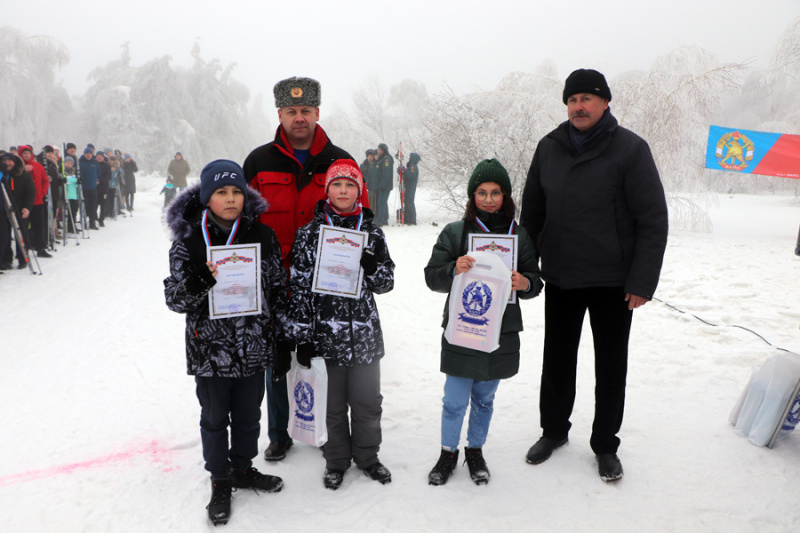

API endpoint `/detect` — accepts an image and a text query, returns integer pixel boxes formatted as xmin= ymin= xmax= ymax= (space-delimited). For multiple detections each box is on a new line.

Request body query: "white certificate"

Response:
xmin=312 ymin=225 xmax=367 ymax=299
xmin=207 ymin=243 xmax=261 ymax=320
xmin=468 ymin=233 xmax=518 ymax=304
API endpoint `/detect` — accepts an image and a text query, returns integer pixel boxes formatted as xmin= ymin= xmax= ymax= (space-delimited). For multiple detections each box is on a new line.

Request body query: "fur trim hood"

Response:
xmin=165 ymin=181 xmax=268 ymax=241
xmin=0 ymin=153 xmax=26 ymax=178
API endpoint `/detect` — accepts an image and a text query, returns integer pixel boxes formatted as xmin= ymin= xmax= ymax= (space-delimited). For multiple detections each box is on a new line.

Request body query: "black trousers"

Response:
xmin=83 ymin=189 xmax=97 ymax=225
xmin=195 ymin=371 xmax=265 ymax=479
xmin=0 ymin=206 xmax=9 ymax=264
xmin=30 ymin=203 xmax=48 ymax=250
xmin=539 ymin=284 xmax=632 ymax=454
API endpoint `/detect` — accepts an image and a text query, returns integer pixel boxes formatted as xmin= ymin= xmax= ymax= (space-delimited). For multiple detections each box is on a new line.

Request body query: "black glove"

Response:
xmin=185 ymin=262 xmax=217 ymax=296
xmin=272 ymin=340 xmax=292 ymax=381
xmin=360 ymin=249 xmax=378 ymax=276
xmin=296 ymin=343 xmax=315 ymax=368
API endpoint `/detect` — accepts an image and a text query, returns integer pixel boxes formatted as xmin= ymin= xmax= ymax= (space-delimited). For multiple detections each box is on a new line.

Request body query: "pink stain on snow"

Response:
xmin=0 ymin=440 xmax=178 ymax=487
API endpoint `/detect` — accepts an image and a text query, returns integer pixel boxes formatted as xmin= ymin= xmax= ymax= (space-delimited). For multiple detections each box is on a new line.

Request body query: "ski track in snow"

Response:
xmin=2 ymin=178 xmax=800 ymax=532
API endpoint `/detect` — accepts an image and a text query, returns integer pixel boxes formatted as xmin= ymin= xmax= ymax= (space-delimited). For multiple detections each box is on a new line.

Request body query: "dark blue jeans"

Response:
xmin=195 ymin=372 xmax=265 ymax=479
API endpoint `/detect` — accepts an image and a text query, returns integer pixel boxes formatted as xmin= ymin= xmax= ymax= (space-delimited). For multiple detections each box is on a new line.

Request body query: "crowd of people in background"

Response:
xmin=0 ymin=143 xmax=138 ymax=272
xmin=359 ymin=145 xmax=420 ymax=226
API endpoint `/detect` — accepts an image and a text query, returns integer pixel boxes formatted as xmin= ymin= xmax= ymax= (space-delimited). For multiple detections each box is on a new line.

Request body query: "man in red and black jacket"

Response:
xmin=244 ymin=77 xmax=369 ymax=268
xmin=243 ymin=76 xmax=370 ymax=463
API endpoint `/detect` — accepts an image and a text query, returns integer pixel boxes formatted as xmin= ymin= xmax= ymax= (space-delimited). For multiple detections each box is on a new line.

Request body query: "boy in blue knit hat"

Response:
xmin=164 ymin=159 xmax=291 ymax=525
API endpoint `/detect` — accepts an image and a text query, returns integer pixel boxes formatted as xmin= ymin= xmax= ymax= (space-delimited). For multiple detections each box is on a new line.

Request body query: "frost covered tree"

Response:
xmin=328 ymin=77 xmax=430 ymax=166
xmin=419 ymin=51 xmax=746 ymax=229
xmin=82 ymin=42 xmax=264 ymax=174
xmin=0 ymin=27 xmax=72 ymax=147
xmin=417 ymin=60 xmax=563 ymax=216
xmin=612 ymin=46 xmax=746 ymax=230
xmin=81 ymin=43 xmax=147 ymax=155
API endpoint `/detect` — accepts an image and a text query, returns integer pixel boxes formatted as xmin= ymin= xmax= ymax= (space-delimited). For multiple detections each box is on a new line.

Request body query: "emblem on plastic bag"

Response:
xmin=293 ymin=381 xmax=315 ymax=421
xmin=458 ymin=281 xmax=493 ymax=325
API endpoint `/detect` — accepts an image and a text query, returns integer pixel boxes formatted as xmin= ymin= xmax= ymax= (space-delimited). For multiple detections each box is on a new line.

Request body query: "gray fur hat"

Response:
xmin=274 ymin=77 xmax=321 ymax=108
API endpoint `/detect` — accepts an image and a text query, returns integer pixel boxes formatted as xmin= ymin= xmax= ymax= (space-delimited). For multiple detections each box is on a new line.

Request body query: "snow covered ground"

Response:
xmin=2 ymin=176 xmax=800 ymax=532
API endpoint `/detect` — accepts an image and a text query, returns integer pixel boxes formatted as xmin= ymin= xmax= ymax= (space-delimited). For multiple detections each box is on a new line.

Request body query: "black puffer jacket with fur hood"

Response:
xmin=164 ymin=182 xmax=288 ymax=377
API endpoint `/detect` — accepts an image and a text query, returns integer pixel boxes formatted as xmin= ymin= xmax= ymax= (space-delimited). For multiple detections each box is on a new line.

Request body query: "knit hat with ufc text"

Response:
xmin=200 ymin=159 xmax=248 ymax=205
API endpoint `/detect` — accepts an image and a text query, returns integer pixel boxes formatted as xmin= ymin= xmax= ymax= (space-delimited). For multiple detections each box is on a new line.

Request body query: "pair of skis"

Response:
xmin=395 ymin=142 xmax=406 ymax=225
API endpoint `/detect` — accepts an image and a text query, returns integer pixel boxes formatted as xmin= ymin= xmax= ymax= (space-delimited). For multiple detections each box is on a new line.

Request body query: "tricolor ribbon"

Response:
xmin=325 ymin=210 xmax=363 ymax=232
xmin=201 ymin=208 xmax=240 ymax=247
xmin=474 ymin=218 xmax=515 ymax=235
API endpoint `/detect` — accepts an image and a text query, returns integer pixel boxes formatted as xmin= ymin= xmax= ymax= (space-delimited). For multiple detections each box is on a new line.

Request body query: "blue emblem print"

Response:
xmin=781 ymin=392 xmax=800 ymax=431
xmin=458 ymin=281 xmax=493 ymax=325
xmin=294 ymin=380 xmax=315 ymax=422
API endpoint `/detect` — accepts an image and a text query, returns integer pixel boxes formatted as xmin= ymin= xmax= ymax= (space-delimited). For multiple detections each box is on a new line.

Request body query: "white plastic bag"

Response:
xmin=287 ymin=354 xmax=328 ymax=447
xmin=444 ymin=251 xmax=511 ymax=353
xmin=729 ymin=351 xmax=800 ymax=447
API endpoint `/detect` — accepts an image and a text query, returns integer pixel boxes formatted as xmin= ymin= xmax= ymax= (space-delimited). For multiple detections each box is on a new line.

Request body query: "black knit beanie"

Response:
xmin=467 ymin=159 xmax=512 ymax=197
xmin=562 ymin=69 xmax=612 ymax=104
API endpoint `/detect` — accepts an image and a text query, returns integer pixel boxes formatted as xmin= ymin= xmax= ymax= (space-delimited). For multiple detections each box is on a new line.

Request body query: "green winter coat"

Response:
xmin=424 ymin=215 xmax=543 ymax=381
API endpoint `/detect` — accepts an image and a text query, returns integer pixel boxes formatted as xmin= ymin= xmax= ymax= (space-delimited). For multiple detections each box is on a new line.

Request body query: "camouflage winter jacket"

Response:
xmin=164 ymin=182 xmax=289 ymax=378
xmin=289 ymin=200 xmax=394 ymax=366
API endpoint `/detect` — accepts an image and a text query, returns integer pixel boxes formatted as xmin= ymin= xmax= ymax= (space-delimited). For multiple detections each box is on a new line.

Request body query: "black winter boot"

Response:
xmin=428 ymin=448 xmax=459 ymax=486
xmin=464 ymin=447 xmax=490 ymax=485
xmin=207 ymin=478 xmax=232 ymax=526
xmin=230 ymin=466 xmax=283 ymax=493
xmin=323 ymin=469 xmax=345 ymax=490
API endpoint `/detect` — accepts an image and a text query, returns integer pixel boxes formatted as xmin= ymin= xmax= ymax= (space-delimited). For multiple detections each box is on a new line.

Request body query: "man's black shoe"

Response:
xmin=525 ymin=437 xmax=568 ymax=465
xmin=263 ymin=439 xmax=292 ymax=461
xmin=37 ymin=249 xmax=52 ymax=258
xmin=597 ymin=453 xmax=623 ymax=482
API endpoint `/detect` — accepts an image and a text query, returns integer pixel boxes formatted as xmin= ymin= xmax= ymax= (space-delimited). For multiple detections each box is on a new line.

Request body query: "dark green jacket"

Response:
xmin=424 ymin=216 xmax=543 ymax=381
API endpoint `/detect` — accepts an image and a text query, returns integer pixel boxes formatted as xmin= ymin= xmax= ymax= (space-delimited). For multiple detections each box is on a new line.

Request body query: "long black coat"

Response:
xmin=164 ymin=182 xmax=289 ymax=378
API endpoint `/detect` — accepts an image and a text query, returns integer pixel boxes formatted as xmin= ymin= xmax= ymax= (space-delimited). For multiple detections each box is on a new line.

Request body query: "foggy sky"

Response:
xmin=5 ymin=0 xmax=800 ymax=113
